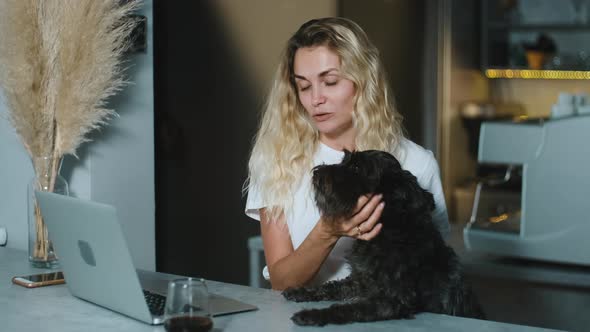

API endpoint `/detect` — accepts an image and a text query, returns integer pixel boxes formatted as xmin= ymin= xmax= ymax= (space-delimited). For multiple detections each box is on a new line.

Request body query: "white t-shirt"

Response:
xmin=245 ymin=138 xmax=450 ymax=285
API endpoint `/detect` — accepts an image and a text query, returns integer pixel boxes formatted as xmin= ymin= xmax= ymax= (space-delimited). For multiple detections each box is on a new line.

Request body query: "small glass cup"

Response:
xmin=164 ymin=278 xmax=213 ymax=332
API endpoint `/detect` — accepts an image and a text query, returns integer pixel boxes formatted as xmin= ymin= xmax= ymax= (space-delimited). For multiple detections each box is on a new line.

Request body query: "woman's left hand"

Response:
xmin=318 ymin=193 xmax=384 ymax=241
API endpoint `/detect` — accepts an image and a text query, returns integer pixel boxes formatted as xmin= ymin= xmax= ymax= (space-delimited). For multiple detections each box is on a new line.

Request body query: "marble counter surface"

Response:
xmin=1 ymin=247 xmax=563 ymax=332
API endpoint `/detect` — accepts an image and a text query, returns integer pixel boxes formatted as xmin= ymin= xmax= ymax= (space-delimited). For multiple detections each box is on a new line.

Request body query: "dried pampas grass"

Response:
xmin=0 ymin=0 xmax=140 ymax=159
xmin=0 ymin=0 xmax=140 ymax=263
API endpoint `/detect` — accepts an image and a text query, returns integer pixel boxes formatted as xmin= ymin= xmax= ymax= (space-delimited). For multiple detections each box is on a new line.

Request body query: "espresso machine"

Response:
xmin=463 ymin=114 xmax=590 ymax=266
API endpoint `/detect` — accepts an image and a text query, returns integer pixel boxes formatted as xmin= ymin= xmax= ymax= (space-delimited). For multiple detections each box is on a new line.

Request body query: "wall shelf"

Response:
xmin=485 ymin=69 xmax=590 ymax=79
xmin=481 ymin=0 xmax=590 ymax=77
xmin=487 ymin=22 xmax=590 ymax=31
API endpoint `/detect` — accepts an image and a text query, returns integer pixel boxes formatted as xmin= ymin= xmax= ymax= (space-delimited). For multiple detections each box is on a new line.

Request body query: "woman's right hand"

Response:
xmin=318 ymin=194 xmax=385 ymax=242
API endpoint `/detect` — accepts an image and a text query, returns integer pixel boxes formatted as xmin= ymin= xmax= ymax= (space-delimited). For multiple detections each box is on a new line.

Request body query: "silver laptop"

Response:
xmin=35 ymin=191 xmax=257 ymax=325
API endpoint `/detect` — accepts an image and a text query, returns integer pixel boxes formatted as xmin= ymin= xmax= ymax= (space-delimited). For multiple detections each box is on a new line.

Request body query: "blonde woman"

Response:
xmin=245 ymin=17 xmax=449 ymax=290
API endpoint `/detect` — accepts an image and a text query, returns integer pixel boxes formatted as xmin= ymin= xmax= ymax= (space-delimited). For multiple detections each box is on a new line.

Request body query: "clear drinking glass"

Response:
xmin=164 ymin=278 xmax=213 ymax=332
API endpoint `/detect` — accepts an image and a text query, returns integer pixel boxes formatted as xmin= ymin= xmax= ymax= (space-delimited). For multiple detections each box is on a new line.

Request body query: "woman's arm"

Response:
xmin=260 ymin=194 xmax=384 ymax=290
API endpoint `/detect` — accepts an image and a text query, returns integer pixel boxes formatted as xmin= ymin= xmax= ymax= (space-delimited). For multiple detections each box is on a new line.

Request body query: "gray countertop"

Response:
xmin=449 ymin=225 xmax=590 ymax=288
xmin=0 ymin=247 xmax=563 ymax=332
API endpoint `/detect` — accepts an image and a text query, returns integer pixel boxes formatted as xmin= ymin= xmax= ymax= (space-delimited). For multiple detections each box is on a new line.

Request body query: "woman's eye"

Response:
xmin=325 ymin=80 xmax=338 ymax=86
xmin=299 ymin=85 xmax=310 ymax=91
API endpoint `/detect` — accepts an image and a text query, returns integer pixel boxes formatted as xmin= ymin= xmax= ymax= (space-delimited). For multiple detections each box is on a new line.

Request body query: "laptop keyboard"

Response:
xmin=143 ymin=289 xmax=166 ymax=316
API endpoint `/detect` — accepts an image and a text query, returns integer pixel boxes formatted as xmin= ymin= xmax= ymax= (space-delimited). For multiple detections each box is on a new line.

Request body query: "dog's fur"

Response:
xmin=282 ymin=150 xmax=485 ymax=326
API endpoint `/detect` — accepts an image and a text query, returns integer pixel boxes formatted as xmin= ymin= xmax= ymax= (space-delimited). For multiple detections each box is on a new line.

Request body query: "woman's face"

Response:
xmin=293 ymin=45 xmax=357 ymax=147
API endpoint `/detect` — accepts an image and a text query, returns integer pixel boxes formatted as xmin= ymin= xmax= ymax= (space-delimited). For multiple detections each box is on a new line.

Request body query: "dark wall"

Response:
xmin=339 ymin=0 xmax=426 ymax=144
xmin=153 ymin=1 xmax=259 ymax=285
xmin=452 ymin=0 xmax=480 ymax=70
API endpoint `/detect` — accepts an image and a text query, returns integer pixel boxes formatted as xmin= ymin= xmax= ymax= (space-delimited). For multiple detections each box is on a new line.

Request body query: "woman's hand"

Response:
xmin=260 ymin=195 xmax=384 ymax=290
xmin=318 ymin=194 xmax=385 ymax=241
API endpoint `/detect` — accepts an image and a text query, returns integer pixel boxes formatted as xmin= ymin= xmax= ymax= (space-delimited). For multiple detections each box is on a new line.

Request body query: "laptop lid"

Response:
xmin=36 ymin=191 xmax=154 ymax=323
xmin=35 ymin=192 xmax=257 ymax=324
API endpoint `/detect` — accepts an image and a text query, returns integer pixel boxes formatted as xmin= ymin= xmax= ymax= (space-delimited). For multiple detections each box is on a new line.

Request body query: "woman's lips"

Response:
xmin=313 ymin=113 xmax=333 ymax=122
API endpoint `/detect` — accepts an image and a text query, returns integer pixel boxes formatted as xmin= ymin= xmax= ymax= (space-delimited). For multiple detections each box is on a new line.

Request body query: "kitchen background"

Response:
xmin=1 ymin=0 xmax=589 ymax=331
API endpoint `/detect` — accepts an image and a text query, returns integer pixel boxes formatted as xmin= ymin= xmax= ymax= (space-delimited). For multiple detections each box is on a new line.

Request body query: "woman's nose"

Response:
xmin=311 ymin=87 xmax=326 ymax=107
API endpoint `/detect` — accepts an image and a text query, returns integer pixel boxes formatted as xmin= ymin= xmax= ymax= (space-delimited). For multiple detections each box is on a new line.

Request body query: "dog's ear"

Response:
xmin=341 ymin=149 xmax=353 ymax=163
xmin=381 ymin=169 xmax=435 ymax=215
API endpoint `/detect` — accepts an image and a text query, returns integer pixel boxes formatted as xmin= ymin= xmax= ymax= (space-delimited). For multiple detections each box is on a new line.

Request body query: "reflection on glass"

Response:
xmin=469 ymin=165 xmax=522 ymax=234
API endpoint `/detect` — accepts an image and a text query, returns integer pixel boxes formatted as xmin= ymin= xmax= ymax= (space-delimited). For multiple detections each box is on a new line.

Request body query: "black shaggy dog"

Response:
xmin=282 ymin=150 xmax=484 ymax=326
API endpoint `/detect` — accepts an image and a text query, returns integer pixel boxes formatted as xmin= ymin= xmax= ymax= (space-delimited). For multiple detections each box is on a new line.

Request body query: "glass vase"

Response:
xmin=27 ymin=156 xmax=69 ymax=268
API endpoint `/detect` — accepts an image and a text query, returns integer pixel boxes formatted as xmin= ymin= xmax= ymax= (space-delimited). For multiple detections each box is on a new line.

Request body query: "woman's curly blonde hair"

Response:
xmin=247 ymin=17 xmax=404 ymax=223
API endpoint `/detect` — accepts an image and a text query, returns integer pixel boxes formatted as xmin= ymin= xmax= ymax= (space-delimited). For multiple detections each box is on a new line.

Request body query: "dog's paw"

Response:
xmin=282 ymin=287 xmax=312 ymax=302
xmin=291 ymin=309 xmax=327 ymax=326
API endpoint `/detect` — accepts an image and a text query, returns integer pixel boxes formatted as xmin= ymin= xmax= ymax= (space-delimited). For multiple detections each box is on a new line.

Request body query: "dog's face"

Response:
xmin=312 ymin=150 xmax=434 ymax=223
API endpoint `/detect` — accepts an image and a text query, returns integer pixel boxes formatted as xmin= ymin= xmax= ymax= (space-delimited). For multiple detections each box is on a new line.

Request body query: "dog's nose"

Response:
xmin=312 ymin=167 xmax=330 ymax=188
xmin=312 ymin=169 xmax=322 ymax=185
xmin=312 ymin=165 xmax=327 ymax=177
